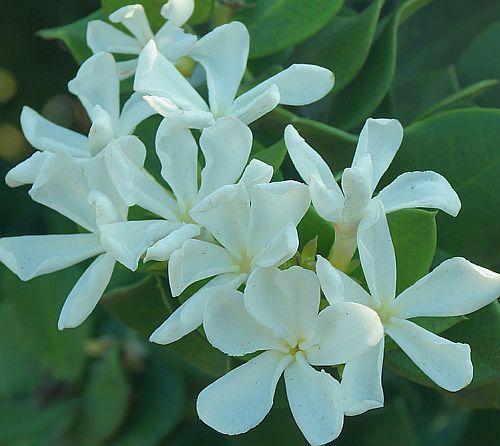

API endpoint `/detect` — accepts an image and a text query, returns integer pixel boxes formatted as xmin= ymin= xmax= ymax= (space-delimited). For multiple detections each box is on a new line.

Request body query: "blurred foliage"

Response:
xmin=0 ymin=0 xmax=499 ymax=444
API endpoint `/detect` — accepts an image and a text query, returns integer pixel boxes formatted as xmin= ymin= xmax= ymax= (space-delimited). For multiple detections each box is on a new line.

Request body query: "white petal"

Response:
xmin=145 ymin=223 xmax=200 ymax=262
xmin=99 ymin=220 xmax=179 ymax=270
xmin=190 ymin=183 xmax=250 ymax=259
xmin=234 ymin=64 xmax=335 ymax=109
xmin=58 ymin=254 xmax=115 ymax=329
xmin=150 ymin=273 xmax=245 ymax=344
xmin=190 ymin=22 xmax=249 ymax=116
xmin=155 ymin=26 xmax=197 ymax=61
xmin=68 ymin=52 xmax=120 ymax=123
xmin=284 ymin=125 xmax=339 ymax=190
xmin=197 ymin=350 xmax=289 ymax=435
xmin=134 ymin=40 xmax=208 ymax=111
xmin=155 ymin=119 xmax=199 ymax=212
xmin=305 ymin=302 xmax=383 ymax=366
xmin=239 ymin=158 xmax=273 ymax=189
xmin=87 ymin=189 xmax=123 ymax=226
xmin=309 ymin=175 xmax=344 ymax=224
xmin=0 ymin=233 xmax=103 ymax=281
xmin=352 ymin=118 xmax=403 ymax=191
xmin=113 ymin=135 xmax=146 ymax=167
xmin=393 ymin=257 xmax=500 ymax=319
xmin=357 ymin=201 xmax=396 ymax=307
xmin=245 ymin=267 xmax=320 ymax=345
xmin=143 ymin=96 xmax=215 ymax=128
xmin=109 ymin=4 xmax=153 ymax=44
xmin=204 ymin=287 xmax=285 ymax=356
xmin=198 ymin=117 xmax=253 ymax=200
xmin=341 ymin=338 xmax=385 ymax=416
xmin=118 ymin=92 xmax=155 ymax=135
xmin=104 ymin=144 xmax=179 ymax=221
xmin=116 ymin=58 xmax=139 ymax=80
xmin=248 ymin=181 xmax=310 ymax=257
xmin=377 ymin=171 xmax=461 ymax=217
xmin=385 ymin=318 xmax=473 ymax=391
xmin=316 ymin=255 xmax=371 ymax=306
xmin=168 ymin=239 xmax=239 ymax=296
xmin=230 ymin=84 xmax=280 ymax=125
xmin=285 ymin=353 xmax=344 ymax=446
xmin=251 ymin=223 xmax=298 ymax=269
xmin=340 ymin=154 xmax=373 ymax=226
xmin=20 ymin=107 xmax=89 ymax=157
xmin=5 ymin=151 xmax=48 ymax=187
xmin=160 ymin=0 xmax=194 ymax=26
xmin=86 ymin=20 xmax=142 ymax=54
xmin=29 ymin=153 xmax=97 ymax=232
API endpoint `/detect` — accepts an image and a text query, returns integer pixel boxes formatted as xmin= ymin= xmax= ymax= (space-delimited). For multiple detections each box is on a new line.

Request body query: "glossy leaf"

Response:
xmin=250 ymin=139 xmax=287 ymax=173
xmin=292 ymin=0 xmax=384 ymax=91
xmin=236 ymin=0 xmax=344 ymax=58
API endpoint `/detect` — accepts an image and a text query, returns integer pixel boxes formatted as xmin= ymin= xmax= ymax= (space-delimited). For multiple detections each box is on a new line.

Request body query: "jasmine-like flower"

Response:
xmin=0 ymin=154 xmax=178 ymax=329
xmin=316 ymin=201 xmax=500 ymax=416
xmin=149 ymin=179 xmax=311 ymax=345
xmin=134 ymin=21 xmax=335 ymax=130
xmin=87 ymin=0 xmax=196 ymax=79
xmin=6 ymin=52 xmax=153 ymax=188
xmin=285 ymin=119 xmax=461 ymax=270
xmin=197 ymin=266 xmax=383 ymax=445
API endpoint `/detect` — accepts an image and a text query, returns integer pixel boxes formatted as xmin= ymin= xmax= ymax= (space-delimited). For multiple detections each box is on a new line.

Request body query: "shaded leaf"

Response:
xmin=189 ymin=0 xmax=214 ymax=25
xmin=236 ymin=0 xmax=344 ymax=58
xmin=297 ymin=206 xmax=334 ymax=257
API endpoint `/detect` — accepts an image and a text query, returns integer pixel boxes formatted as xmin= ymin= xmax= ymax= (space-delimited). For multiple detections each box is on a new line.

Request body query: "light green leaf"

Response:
xmin=250 ymin=139 xmax=287 ymax=174
xmin=385 ymin=108 xmax=500 ymax=269
xmin=415 ymin=79 xmax=498 ymax=121
xmin=38 ymin=10 xmax=103 ymax=64
xmin=292 ymin=0 xmax=384 ymax=91
xmin=236 ymin=0 xmax=344 ymax=58
xmin=330 ymin=0 xmax=435 ymax=130
xmin=189 ymin=0 xmax=214 ymax=25
xmin=101 ymin=274 xmax=171 ymax=336
xmin=297 ymin=206 xmax=334 ymax=257
xmin=72 ymin=345 xmax=130 ymax=444
xmin=457 ymin=21 xmax=500 ymax=108
xmin=102 ymin=0 xmax=164 ymax=32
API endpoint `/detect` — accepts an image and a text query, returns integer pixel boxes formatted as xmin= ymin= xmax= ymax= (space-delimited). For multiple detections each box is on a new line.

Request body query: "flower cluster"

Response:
xmin=1 ymin=1 xmax=499 ymax=445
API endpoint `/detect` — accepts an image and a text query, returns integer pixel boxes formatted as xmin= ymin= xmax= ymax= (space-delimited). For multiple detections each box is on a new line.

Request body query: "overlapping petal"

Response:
xmin=87 ymin=20 xmax=142 ymax=54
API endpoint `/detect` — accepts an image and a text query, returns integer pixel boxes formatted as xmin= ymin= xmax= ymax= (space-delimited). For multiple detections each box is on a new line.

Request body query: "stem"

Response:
xmin=329 ymin=225 xmax=358 ymax=272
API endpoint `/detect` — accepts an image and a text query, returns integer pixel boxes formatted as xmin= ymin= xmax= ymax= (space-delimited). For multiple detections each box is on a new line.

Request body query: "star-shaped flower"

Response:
xmin=87 ymin=0 xmax=197 ymax=79
xmin=285 ymin=119 xmax=461 ymax=270
xmin=197 ymin=266 xmax=383 ymax=445
xmin=316 ymin=201 xmax=500 ymax=415
xmin=134 ymin=21 xmax=334 ymax=130
xmin=6 ymin=52 xmax=154 ymax=189
xmin=149 ymin=179 xmax=311 ymax=345
xmin=0 ymin=154 xmax=178 ymax=329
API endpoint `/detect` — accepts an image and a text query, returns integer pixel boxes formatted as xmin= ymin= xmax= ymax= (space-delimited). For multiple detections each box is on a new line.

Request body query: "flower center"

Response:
xmin=376 ymin=300 xmax=396 ymax=325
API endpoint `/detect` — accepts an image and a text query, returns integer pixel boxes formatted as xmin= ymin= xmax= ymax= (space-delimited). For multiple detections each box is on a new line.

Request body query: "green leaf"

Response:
xmin=1 ymin=269 xmax=91 ymax=382
xmin=101 ymin=274 xmax=171 ymax=336
xmin=235 ymin=0 xmax=344 ymax=59
xmin=385 ymin=108 xmax=500 ymax=269
xmin=297 ymin=206 xmax=334 ymax=257
xmin=111 ymin=353 xmax=185 ymax=445
xmin=415 ymin=79 xmax=498 ymax=121
xmin=189 ymin=0 xmax=214 ymax=25
xmin=330 ymin=0 xmax=434 ymax=130
xmin=292 ymin=0 xmax=384 ymax=91
xmin=448 ymin=381 xmax=500 ymax=410
xmin=457 ymin=21 xmax=500 ymax=108
xmin=387 ymin=209 xmax=437 ymax=294
xmin=38 ymin=10 xmax=103 ymax=64
xmin=72 ymin=345 xmax=130 ymax=444
xmin=253 ymin=107 xmax=357 ymax=172
xmin=250 ymin=139 xmax=287 ymax=173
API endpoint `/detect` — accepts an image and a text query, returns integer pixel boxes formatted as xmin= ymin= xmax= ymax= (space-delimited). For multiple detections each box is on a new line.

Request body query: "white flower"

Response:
xmin=197 ymin=266 xmax=383 ymax=445
xmin=316 ymin=201 xmax=500 ymax=416
xmin=0 ymin=154 xmax=178 ymax=329
xmin=6 ymin=52 xmax=153 ymax=189
xmin=87 ymin=0 xmax=197 ymax=79
xmin=107 ymin=116 xmax=273 ymax=263
xmin=285 ymin=119 xmax=461 ymax=270
xmin=149 ymin=179 xmax=311 ymax=345
xmin=134 ymin=21 xmax=335 ymax=130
